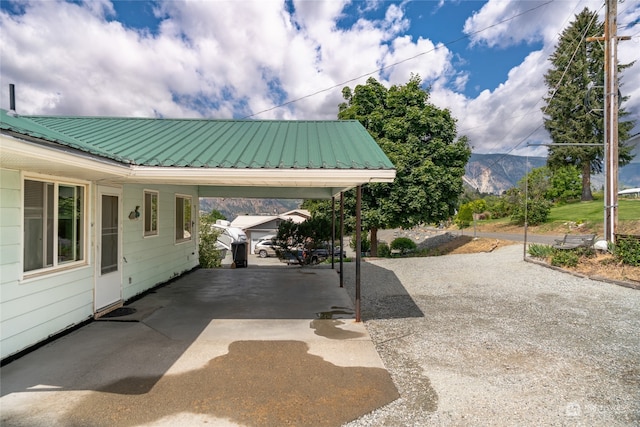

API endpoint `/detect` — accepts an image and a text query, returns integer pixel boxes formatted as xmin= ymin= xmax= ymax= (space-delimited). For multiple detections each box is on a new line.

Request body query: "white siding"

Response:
xmin=0 ymin=169 xmax=94 ymax=359
xmin=0 ymin=171 xmax=200 ymax=360
xmin=121 ymin=184 xmax=199 ymax=301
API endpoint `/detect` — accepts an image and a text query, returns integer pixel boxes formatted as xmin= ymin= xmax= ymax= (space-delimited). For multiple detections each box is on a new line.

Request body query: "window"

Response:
xmin=144 ymin=191 xmax=158 ymax=236
xmin=175 ymin=195 xmax=192 ymax=242
xmin=23 ymin=178 xmax=86 ymax=273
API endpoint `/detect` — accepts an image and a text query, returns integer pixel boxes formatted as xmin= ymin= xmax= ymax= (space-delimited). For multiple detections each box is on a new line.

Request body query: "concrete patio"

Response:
xmin=0 ymin=261 xmax=398 ymax=427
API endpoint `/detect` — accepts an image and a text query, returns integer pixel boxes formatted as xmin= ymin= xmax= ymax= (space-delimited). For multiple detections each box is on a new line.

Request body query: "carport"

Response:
xmin=2 ymin=114 xmax=396 ymax=322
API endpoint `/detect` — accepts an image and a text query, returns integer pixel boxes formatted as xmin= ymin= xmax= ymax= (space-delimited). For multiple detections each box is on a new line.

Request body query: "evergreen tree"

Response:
xmin=542 ymin=8 xmax=635 ymax=201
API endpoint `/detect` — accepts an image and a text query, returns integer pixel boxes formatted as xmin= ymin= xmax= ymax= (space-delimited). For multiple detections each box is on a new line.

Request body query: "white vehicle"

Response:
xmin=212 ymin=220 xmax=247 ymax=251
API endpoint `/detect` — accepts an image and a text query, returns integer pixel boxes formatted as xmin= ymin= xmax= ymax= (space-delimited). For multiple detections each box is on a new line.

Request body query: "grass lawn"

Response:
xmin=548 ymin=198 xmax=639 ymax=222
xmin=475 ymin=198 xmax=639 ymax=236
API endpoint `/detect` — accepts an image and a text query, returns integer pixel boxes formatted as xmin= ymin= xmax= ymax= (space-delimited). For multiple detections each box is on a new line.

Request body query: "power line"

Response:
xmin=242 ymin=1 xmax=554 ymax=119
xmin=466 ymin=3 xmax=605 ymax=186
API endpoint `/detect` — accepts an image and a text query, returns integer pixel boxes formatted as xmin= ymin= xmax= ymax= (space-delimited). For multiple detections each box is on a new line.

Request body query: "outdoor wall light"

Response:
xmin=129 ymin=206 xmax=140 ymax=220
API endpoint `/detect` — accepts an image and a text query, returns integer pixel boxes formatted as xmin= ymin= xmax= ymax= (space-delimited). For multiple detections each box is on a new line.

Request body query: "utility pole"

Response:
xmin=604 ymin=0 xmax=618 ymax=244
xmin=587 ymin=0 xmax=630 ymax=243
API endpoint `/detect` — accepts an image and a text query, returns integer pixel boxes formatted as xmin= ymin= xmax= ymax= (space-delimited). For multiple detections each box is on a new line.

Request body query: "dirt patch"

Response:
xmin=430 ymin=235 xmax=516 ymax=255
xmin=431 ymin=235 xmax=640 ymax=287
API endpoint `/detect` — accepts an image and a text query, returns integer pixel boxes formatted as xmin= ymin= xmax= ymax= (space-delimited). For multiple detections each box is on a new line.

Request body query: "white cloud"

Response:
xmin=442 ymin=0 xmax=640 ymax=154
xmin=431 ymin=49 xmax=550 ymax=157
xmin=463 ymin=0 xmax=602 ymax=48
xmin=0 ymin=0 xmax=638 ymax=157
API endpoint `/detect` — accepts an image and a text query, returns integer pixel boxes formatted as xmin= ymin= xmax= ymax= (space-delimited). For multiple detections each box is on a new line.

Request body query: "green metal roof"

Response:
xmin=0 ymin=109 xmax=394 ymax=170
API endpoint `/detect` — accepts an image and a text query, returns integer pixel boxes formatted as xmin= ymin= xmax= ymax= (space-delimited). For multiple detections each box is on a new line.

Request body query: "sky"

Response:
xmin=1 ymin=0 xmax=639 ymax=157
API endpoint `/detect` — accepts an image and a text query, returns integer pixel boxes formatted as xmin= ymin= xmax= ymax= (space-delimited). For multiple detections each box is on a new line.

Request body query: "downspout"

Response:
xmin=9 ymin=84 xmax=16 ymax=114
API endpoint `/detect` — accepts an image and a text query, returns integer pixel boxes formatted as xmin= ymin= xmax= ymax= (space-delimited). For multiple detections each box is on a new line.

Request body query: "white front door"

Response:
xmin=95 ymin=186 xmax=122 ymax=311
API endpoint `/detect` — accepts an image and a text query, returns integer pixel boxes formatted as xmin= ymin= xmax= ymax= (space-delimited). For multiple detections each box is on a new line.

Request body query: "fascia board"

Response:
xmin=128 ymin=166 xmax=396 ymax=186
xmin=0 ymin=134 xmax=130 ymax=178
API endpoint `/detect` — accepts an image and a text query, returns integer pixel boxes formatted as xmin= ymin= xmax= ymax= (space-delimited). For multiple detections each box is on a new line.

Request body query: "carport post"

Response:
xmin=339 ymin=192 xmax=344 ymax=288
xmin=331 ymin=196 xmax=335 ymax=270
xmin=355 ymin=185 xmax=361 ymax=322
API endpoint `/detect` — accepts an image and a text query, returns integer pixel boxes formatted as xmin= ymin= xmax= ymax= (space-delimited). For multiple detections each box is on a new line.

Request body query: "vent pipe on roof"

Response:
xmin=9 ymin=84 xmax=16 ymax=114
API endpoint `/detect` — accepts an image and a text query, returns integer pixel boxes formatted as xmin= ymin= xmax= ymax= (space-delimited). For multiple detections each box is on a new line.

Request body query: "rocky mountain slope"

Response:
xmin=199 ymin=197 xmax=301 ymax=220
xmin=201 ymin=150 xmax=639 ymax=217
xmin=464 ymin=153 xmax=546 ymax=194
xmin=465 ymin=152 xmax=639 ymax=194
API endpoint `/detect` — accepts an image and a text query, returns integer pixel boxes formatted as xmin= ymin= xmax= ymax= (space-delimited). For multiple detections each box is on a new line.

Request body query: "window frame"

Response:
xmin=143 ymin=190 xmax=159 ymax=237
xmin=175 ymin=194 xmax=193 ymax=243
xmin=22 ymin=174 xmax=89 ymax=278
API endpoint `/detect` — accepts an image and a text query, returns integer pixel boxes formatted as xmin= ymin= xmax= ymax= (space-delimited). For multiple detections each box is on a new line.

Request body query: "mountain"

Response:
xmin=464 ymin=153 xmax=546 ymax=194
xmin=465 ymin=151 xmax=640 ymax=195
xmin=201 ymin=147 xmax=640 ymax=217
xmin=199 ymin=197 xmax=301 ymax=220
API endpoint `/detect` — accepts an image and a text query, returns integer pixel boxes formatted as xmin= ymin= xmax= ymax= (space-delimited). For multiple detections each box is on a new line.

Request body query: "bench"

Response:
xmin=615 ymin=234 xmax=640 ymax=242
xmin=552 ymin=234 xmax=596 ymax=250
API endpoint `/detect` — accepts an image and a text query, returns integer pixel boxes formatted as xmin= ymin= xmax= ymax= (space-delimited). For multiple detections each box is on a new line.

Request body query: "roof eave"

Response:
xmin=127 ymin=165 xmax=396 ymax=186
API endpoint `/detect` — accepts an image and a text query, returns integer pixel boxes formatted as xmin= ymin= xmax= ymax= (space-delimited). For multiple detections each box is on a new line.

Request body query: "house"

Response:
xmin=230 ymin=209 xmax=311 ymax=253
xmin=0 ymin=109 xmax=395 ymax=361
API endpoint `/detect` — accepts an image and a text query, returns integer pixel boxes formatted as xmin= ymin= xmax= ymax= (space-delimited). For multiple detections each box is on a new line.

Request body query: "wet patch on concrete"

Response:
xmin=95 ymin=305 xmax=162 ymax=323
xmin=315 ymin=305 xmax=355 ymax=319
xmin=61 ymin=340 xmax=399 ymax=427
xmin=310 ymin=319 xmax=365 ymax=340
xmin=101 ymin=307 xmax=137 ymax=318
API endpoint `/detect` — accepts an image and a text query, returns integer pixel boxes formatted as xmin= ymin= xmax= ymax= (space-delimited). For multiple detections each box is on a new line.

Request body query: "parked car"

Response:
xmin=254 ymin=240 xmax=279 ymax=258
xmin=309 ymin=248 xmax=329 ymax=264
xmin=333 ymin=246 xmax=346 ymax=258
xmin=282 ymin=248 xmax=303 ymax=265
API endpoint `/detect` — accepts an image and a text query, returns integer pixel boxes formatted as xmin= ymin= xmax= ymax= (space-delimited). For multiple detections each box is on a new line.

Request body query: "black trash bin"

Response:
xmin=231 ymin=242 xmax=247 ymax=268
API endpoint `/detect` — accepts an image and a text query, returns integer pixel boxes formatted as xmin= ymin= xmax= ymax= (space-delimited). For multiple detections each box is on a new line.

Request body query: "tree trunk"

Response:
xmin=370 ymin=228 xmax=378 ymax=257
xmin=581 ymin=162 xmax=593 ymax=201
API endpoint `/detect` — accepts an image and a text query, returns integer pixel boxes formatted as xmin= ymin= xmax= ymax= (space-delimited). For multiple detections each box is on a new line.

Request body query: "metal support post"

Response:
xmin=355 ymin=186 xmax=361 ymax=322
xmin=331 ymin=196 xmax=335 ymax=270
xmin=339 ymin=192 xmax=344 ymax=288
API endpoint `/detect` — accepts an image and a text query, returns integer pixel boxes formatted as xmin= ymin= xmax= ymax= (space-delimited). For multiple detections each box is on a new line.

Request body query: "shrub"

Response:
xmin=485 ymin=196 xmax=511 ymax=219
xmin=349 ymin=232 xmax=371 ymax=254
xmin=528 ymin=244 xmax=554 ymax=259
xmin=455 ymin=199 xmax=488 ymax=229
xmin=550 ymin=250 xmax=579 ymax=267
xmin=614 ymin=237 xmax=640 ymax=266
xmin=510 ymin=197 xmax=552 ymax=226
xmin=390 ymin=237 xmax=417 ymax=253
xmin=378 ymin=242 xmax=391 ymax=258
xmin=198 ymin=224 xmax=224 ymax=268
xmin=455 ymin=203 xmax=473 ymax=229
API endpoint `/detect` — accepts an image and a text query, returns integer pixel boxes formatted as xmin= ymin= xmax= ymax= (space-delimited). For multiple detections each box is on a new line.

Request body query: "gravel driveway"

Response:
xmin=341 ymin=244 xmax=640 ymax=426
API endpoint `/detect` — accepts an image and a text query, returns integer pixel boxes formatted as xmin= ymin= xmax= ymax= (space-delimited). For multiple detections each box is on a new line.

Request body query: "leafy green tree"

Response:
xmin=484 ymin=195 xmax=511 ymax=219
xmin=542 ymin=8 xmax=635 ymax=201
xmin=546 ymin=165 xmax=582 ymax=202
xmin=455 ymin=199 xmax=486 ymax=229
xmin=338 ymin=75 xmax=471 ymax=255
xmin=455 ymin=203 xmax=474 ymax=229
xmin=201 ymin=209 xmax=226 ymax=222
xmin=276 ymin=215 xmax=333 ymax=265
xmin=509 ymin=167 xmax=553 ymax=226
